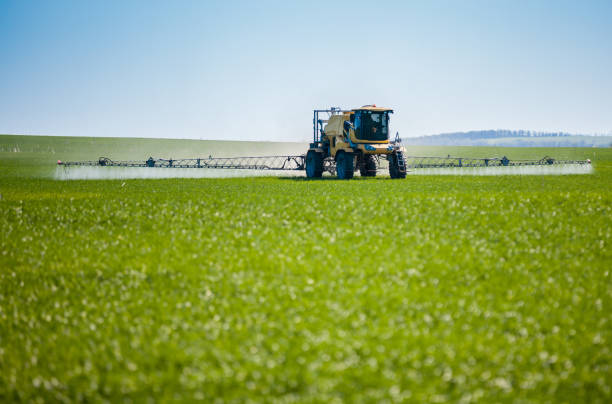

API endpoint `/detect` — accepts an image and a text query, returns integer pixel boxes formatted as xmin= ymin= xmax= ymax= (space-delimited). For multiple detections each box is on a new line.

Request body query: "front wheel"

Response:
xmin=306 ymin=150 xmax=323 ymax=178
xmin=336 ymin=151 xmax=354 ymax=180
xmin=389 ymin=151 xmax=406 ymax=179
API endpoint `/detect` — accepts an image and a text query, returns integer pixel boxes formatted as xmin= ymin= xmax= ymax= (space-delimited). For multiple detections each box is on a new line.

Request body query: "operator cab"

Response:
xmin=351 ymin=105 xmax=393 ymax=142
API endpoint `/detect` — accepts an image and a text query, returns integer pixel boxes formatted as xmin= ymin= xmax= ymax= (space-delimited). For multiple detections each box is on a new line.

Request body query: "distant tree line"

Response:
xmin=402 ymin=130 xmax=612 ymax=147
xmin=417 ymin=130 xmax=579 ymax=140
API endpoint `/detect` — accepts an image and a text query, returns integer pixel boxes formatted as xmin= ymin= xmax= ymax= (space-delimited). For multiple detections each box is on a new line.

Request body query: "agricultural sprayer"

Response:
xmin=58 ymin=106 xmax=591 ymax=178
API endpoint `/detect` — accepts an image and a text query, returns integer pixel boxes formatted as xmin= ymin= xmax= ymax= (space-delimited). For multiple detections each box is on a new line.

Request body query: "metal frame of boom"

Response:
xmin=403 ymin=155 xmax=589 ymax=168
xmin=61 ymin=156 xmax=307 ymax=170
xmin=58 ymin=154 xmax=590 ymax=172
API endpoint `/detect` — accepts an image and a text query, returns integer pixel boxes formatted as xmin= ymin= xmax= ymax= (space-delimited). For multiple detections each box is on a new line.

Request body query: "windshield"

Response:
xmin=355 ymin=111 xmax=388 ymax=141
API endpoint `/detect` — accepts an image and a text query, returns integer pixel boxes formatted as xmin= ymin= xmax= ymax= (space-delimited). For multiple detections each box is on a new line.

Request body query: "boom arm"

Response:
xmin=58 ymin=154 xmax=589 ymax=171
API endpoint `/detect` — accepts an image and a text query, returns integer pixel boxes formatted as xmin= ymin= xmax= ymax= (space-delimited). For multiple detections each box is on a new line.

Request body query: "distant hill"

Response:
xmin=403 ymin=130 xmax=612 ymax=147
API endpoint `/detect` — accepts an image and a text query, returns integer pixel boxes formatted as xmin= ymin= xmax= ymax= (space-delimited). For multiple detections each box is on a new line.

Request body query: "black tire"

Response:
xmin=306 ymin=150 xmax=323 ymax=178
xmin=389 ymin=152 xmax=406 ymax=179
xmin=336 ymin=151 xmax=354 ymax=180
xmin=360 ymin=155 xmax=377 ymax=177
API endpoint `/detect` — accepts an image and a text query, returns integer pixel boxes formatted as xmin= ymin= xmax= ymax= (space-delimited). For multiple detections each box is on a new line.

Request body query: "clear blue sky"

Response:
xmin=1 ymin=0 xmax=611 ymax=140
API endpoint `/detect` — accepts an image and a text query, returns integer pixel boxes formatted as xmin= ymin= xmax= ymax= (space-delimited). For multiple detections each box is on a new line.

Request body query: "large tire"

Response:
xmin=389 ymin=151 xmax=406 ymax=179
xmin=336 ymin=151 xmax=354 ymax=180
xmin=306 ymin=150 xmax=323 ymax=178
xmin=359 ymin=155 xmax=377 ymax=177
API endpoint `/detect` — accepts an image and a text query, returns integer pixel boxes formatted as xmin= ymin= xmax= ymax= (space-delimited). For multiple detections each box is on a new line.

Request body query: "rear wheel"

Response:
xmin=306 ymin=150 xmax=323 ymax=178
xmin=389 ymin=151 xmax=406 ymax=179
xmin=360 ymin=155 xmax=377 ymax=177
xmin=336 ymin=151 xmax=354 ymax=180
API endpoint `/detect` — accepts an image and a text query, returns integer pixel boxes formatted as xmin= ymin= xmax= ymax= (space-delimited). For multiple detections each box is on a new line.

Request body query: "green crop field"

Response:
xmin=1 ymin=135 xmax=611 ymax=402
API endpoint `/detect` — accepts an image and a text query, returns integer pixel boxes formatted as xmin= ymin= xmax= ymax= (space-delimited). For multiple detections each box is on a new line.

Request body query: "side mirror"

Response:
xmin=343 ymin=120 xmax=354 ymax=131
